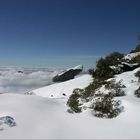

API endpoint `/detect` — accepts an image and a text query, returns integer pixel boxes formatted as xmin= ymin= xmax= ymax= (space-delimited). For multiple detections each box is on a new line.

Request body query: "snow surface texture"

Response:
xmin=0 ymin=67 xmax=61 ymax=93
xmin=32 ymin=74 xmax=92 ymax=98
xmin=0 ymin=69 xmax=140 ymax=138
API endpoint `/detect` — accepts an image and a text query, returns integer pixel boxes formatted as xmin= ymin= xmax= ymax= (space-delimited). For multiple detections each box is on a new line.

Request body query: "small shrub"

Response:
xmin=135 ymin=70 xmax=140 ymax=77
xmin=91 ymin=93 xmax=124 ymax=118
xmin=67 ymin=109 xmax=74 ymax=114
xmin=84 ymin=52 xmax=124 ymax=101
xmin=88 ymin=68 xmax=95 ymax=76
xmin=73 ymin=88 xmax=84 ymax=95
xmin=130 ymin=44 xmax=140 ymax=53
xmin=135 ymin=87 xmax=140 ymax=98
xmin=24 ymin=92 xmax=35 ymax=95
xmin=83 ymin=79 xmax=106 ymax=99
xmin=129 ymin=55 xmax=140 ymax=64
xmin=94 ymin=58 xmax=115 ymax=79
xmin=67 ymin=89 xmax=82 ymax=113
xmin=112 ymin=88 xmax=125 ymax=97
xmin=93 ymin=52 xmax=124 ymax=79
xmin=135 ymin=70 xmax=140 ymax=82
xmin=105 ymin=80 xmax=125 ymax=97
xmin=83 ymin=83 xmax=95 ymax=99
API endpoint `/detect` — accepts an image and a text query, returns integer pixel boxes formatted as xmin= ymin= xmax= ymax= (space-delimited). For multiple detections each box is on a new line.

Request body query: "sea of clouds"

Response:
xmin=0 ymin=67 xmax=62 ymax=94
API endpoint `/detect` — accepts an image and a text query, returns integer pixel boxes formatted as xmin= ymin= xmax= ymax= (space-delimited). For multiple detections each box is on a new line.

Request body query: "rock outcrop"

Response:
xmin=110 ymin=62 xmax=140 ymax=74
xmin=121 ymin=62 xmax=140 ymax=72
xmin=53 ymin=65 xmax=83 ymax=82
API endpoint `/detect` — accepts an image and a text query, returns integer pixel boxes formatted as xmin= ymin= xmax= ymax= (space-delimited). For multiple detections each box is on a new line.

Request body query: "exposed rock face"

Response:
xmin=121 ymin=62 xmax=140 ymax=72
xmin=110 ymin=62 xmax=140 ymax=74
xmin=53 ymin=65 xmax=83 ymax=82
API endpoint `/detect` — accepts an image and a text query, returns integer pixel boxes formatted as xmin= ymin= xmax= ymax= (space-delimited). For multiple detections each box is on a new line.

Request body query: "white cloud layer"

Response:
xmin=0 ymin=68 xmax=60 ymax=93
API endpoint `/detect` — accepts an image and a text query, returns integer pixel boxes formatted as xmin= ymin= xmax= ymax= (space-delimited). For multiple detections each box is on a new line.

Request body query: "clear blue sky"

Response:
xmin=0 ymin=0 xmax=140 ymax=68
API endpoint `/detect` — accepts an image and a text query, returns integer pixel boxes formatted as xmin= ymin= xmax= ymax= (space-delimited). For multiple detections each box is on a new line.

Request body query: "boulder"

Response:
xmin=53 ymin=65 xmax=83 ymax=82
xmin=121 ymin=62 xmax=140 ymax=72
xmin=18 ymin=71 xmax=24 ymax=73
xmin=110 ymin=62 xmax=140 ymax=74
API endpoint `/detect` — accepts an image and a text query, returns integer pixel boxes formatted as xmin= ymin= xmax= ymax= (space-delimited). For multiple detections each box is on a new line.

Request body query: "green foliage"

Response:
xmin=88 ymin=68 xmax=95 ymax=76
xmin=130 ymin=44 xmax=140 ymax=53
xmin=135 ymin=87 xmax=140 ymax=98
xmin=105 ymin=52 xmax=124 ymax=65
xmin=73 ymin=88 xmax=84 ymax=95
xmin=82 ymin=79 xmax=107 ymax=100
xmin=129 ymin=55 xmax=140 ymax=64
xmin=67 ymin=50 xmax=137 ymax=116
xmin=92 ymin=52 xmax=124 ymax=79
xmin=91 ymin=93 xmax=124 ymax=118
xmin=94 ymin=58 xmax=115 ymax=79
xmin=67 ymin=88 xmax=82 ymax=113
xmin=97 ymin=52 xmax=124 ymax=67
xmin=105 ymin=80 xmax=126 ymax=97
xmin=128 ymin=44 xmax=140 ymax=64
xmin=85 ymin=52 xmax=125 ymax=101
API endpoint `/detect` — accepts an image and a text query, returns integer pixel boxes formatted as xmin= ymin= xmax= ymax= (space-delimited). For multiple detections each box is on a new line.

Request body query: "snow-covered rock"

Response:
xmin=53 ymin=65 xmax=83 ymax=82
xmin=124 ymin=52 xmax=140 ymax=60
xmin=109 ymin=62 xmax=140 ymax=74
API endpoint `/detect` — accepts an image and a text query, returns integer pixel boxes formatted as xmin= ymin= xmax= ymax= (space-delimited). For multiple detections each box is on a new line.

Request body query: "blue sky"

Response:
xmin=0 ymin=0 xmax=140 ymax=68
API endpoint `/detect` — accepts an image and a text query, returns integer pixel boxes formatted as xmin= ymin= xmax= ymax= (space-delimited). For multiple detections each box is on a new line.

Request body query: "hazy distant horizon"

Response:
xmin=0 ymin=55 xmax=100 ymax=69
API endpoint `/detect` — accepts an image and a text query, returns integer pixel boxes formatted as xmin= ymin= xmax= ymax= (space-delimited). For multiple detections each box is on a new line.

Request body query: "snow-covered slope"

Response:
xmin=0 ymin=71 xmax=140 ymax=139
xmin=0 ymin=94 xmax=85 ymax=139
xmin=31 ymin=74 xmax=92 ymax=98
xmin=0 ymin=92 xmax=140 ymax=139
xmin=115 ymin=67 xmax=140 ymax=96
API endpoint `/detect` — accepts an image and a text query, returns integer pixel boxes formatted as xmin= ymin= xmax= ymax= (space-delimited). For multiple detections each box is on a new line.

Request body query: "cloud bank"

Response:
xmin=0 ymin=68 xmax=60 ymax=93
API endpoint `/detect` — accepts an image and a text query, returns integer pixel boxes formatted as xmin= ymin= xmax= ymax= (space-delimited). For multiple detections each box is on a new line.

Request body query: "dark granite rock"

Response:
xmin=121 ymin=62 xmax=140 ymax=72
xmin=53 ymin=65 xmax=83 ymax=82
